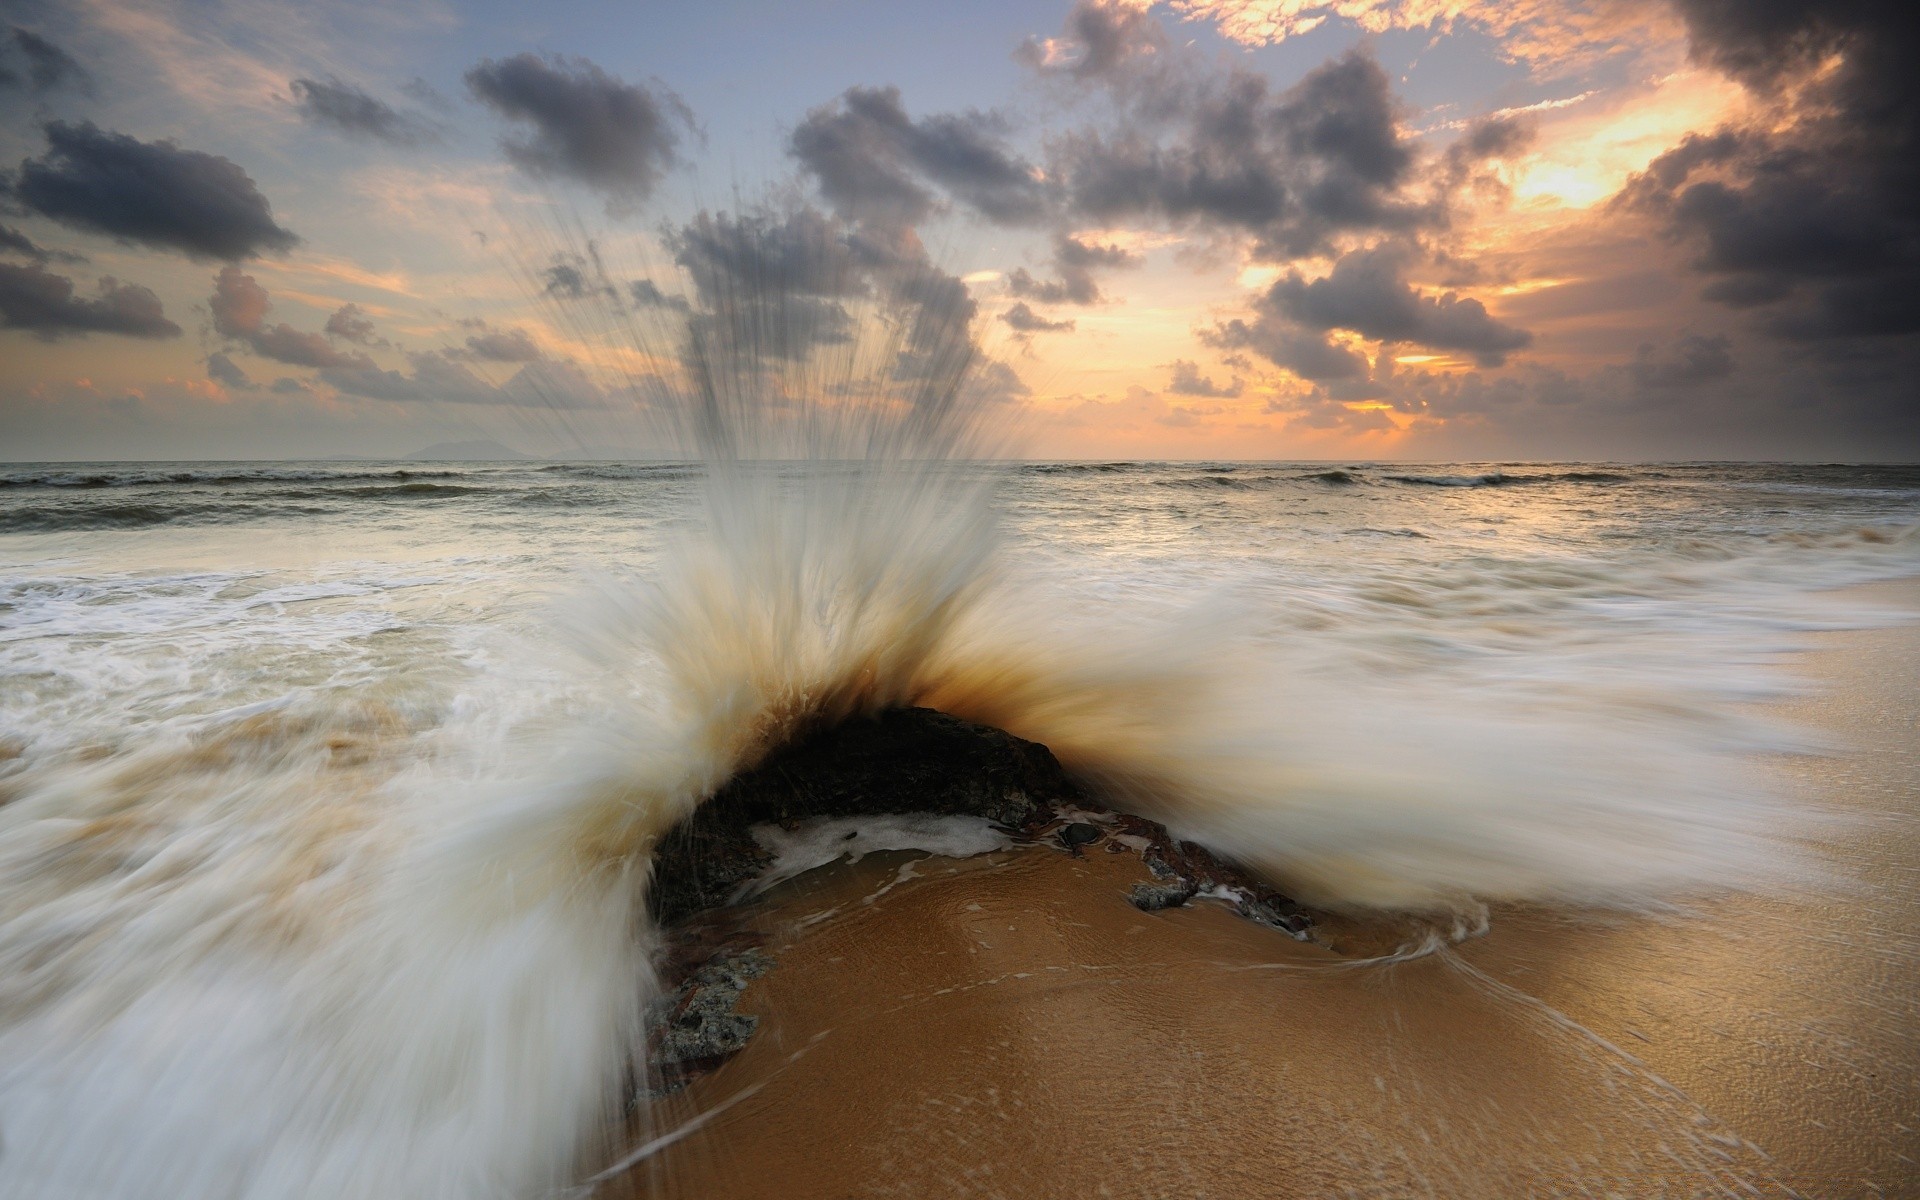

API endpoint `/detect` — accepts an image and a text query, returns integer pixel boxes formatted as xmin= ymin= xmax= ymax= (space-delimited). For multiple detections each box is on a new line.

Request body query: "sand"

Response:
xmin=603 ymin=581 xmax=1920 ymax=1199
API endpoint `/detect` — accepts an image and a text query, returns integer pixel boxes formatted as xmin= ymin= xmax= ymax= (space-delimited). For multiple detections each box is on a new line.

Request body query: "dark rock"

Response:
xmin=1059 ymin=821 xmax=1102 ymax=849
xmin=640 ymin=946 xmax=774 ymax=1099
xmin=635 ymin=705 xmax=1314 ymax=1099
xmin=1128 ymin=881 xmax=1197 ymax=911
xmin=646 ymin=707 xmax=1080 ymax=926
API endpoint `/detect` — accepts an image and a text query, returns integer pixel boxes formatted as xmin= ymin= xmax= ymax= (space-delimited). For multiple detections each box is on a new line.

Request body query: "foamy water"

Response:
xmin=1 ymin=452 xmax=1917 ymax=1198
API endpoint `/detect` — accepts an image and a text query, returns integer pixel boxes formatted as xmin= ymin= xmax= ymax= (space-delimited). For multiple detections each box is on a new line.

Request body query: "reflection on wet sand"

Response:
xmin=609 ymin=583 xmax=1920 ymax=1199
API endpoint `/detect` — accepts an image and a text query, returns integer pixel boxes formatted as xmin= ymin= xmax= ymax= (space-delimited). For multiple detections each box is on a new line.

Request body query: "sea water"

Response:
xmin=1 ymin=456 xmax=1917 ymax=1197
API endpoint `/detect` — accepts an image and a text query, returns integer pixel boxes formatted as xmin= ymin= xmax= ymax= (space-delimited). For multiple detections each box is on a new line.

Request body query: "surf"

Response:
xmin=0 ymin=211 xmax=1833 ymax=1199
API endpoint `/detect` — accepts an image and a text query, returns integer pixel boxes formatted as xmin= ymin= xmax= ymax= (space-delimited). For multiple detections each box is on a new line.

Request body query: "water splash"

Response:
xmin=0 ymin=208 xmax=1862 ymax=1198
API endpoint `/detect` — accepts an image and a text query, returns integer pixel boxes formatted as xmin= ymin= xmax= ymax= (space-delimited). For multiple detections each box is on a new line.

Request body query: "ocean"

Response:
xmin=2 ymin=456 xmax=1917 ymax=1197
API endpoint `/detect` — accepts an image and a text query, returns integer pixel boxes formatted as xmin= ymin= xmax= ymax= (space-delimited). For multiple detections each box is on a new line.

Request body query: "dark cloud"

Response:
xmin=790 ymin=85 xmax=1045 ymax=228
xmin=1166 ymin=358 xmax=1242 ymax=397
xmin=1616 ymin=1 xmax=1920 ymax=341
xmin=661 ymin=203 xmax=981 ymax=393
xmin=1006 ymin=233 xmax=1139 ymax=305
xmin=210 ymin=267 xmax=366 ymax=368
xmin=961 ymin=358 xmax=1031 ymax=406
xmin=464 ymin=54 xmax=692 ymax=210
xmin=1044 ymin=41 xmax=1433 ymax=260
xmin=1439 ymin=116 xmax=1535 ymax=194
xmin=1206 ymin=318 xmax=1370 ymax=382
xmin=666 ymin=208 xmax=882 ymax=362
xmin=1265 ymin=244 xmax=1533 ymax=366
xmin=629 ymin=278 xmax=690 ymax=311
xmin=670 ymin=208 xmax=868 ymax=305
xmin=539 ymin=253 xmax=621 ymax=302
xmin=1015 ymin=0 xmax=1166 ymax=81
xmin=9 ymin=122 xmax=297 ymax=260
xmin=885 ymin=258 xmax=979 ymax=378
xmin=324 ymin=302 xmax=385 ymax=346
xmin=290 ymin=77 xmax=434 ymax=145
xmin=0 ymin=261 xmax=180 ymax=339
xmin=666 ymin=209 xmax=865 ymax=363
xmin=543 ymin=262 xmax=591 ymax=299
xmin=0 ymin=222 xmax=80 ymax=263
xmin=1631 ymin=333 xmax=1735 ymax=389
xmin=205 ymin=351 xmax=255 ymax=390
xmin=1001 ymin=301 xmax=1074 ymax=333
xmin=459 ymin=325 xmax=541 ymax=362
xmin=2 ymin=27 xmax=90 ymax=94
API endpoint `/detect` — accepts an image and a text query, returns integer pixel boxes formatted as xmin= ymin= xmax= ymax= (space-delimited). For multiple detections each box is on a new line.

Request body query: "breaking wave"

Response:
xmin=0 ymin=230 xmax=1911 ymax=1200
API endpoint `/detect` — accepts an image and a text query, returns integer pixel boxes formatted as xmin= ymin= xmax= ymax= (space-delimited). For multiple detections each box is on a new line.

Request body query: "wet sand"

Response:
xmin=606 ymin=581 xmax=1920 ymax=1199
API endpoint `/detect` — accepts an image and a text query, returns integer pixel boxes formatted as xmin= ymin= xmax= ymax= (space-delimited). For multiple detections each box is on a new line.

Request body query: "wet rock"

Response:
xmin=638 ymin=706 xmax=1314 ymax=1096
xmin=641 ymin=946 xmax=774 ymax=1099
xmin=647 ymin=707 xmax=1079 ymax=926
xmin=1059 ymin=821 xmax=1102 ymax=849
xmin=1128 ymin=881 xmax=1197 ymax=911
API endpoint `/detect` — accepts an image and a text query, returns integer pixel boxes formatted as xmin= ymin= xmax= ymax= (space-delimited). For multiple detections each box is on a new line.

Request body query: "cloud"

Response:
xmin=1206 ymin=318 xmax=1371 ymax=381
xmin=790 ymin=85 xmax=1046 ymax=228
xmin=210 ymin=267 xmax=366 ymax=368
xmin=290 ymin=77 xmax=434 ymax=145
xmin=1166 ymin=358 xmax=1242 ymax=397
xmin=2 ymin=26 xmax=90 ymax=94
xmin=322 ymin=351 xmax=605 ymax=408
xmin=1265 ymin=243 xmax=1533 ymax=365
xmin=459 ymin=325 xmax=541 ymax=362
xmin=661 ymin=202 xmax=982 ymax=390
xmin=629 ymin=278 xmax=690 ymax=311
xmin=1006 ymin=233 xmax=1140 ymax=305
xmin=670 ymin=208 xmax=868 ymax=303
xmin=1041 ymin=42 xmax=1435 ymax=260
xmin=1615 ymin=2 xmax=1920 ymax=341
xmin=9 ymin=122 xmax=297 ymax=260
xmin=464 ymin=53 xmax=692 ymax=210
xmin=1016 ymin=0 xmax=1166 ymax=79
xmin=960 ymin=358 xmax=1031 ymax=406
xmin=1162 ymin=0 xmax=1672 ymax=71
xmin=666 ymin=208 xmax=866 ymax=361
xmin=1631 ymin=333 xmax=1733 ymax=389
xmin=324 ymin=302 xmax=385 ymax=346
xmin=1001 ymin=301 xmax=1075 ymax=333
xmin=205 ymin=351 xmax=255 ymax=390
xmin=0 ymin=222 xmax=81 ymax=264
xmin=0 ymin=261 xmax=180 ymax=339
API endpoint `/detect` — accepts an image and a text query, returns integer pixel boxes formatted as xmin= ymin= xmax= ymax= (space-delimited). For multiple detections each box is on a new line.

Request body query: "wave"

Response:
xmin=337 ymin=483 xmax=485 ymax=497
xmin=1385 ymin=469 xmax=1634 ymax=488
xmin=0 ymin=467 xmax=468 ymax=490
xmin=537 ymin=462 xmax=701 ymax=480
xmin=0 ymin=501 xmax=336 ymax=532
xmin=0 ymin=252 xmax=1863 ymax=1199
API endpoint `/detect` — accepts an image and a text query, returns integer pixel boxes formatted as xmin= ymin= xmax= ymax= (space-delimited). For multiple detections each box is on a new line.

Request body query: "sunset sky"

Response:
xmin=1 ymin=0 xmax=1914 ymax=461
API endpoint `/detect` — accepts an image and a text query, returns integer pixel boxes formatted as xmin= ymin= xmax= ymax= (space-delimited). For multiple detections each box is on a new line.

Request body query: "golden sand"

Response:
xmin=607 ymin=582 xmax=1920 ymax=1199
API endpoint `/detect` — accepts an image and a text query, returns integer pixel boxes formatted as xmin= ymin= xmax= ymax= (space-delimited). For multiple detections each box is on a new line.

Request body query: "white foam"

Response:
xmin=746 ymin=813 xmax=1015 ymax=897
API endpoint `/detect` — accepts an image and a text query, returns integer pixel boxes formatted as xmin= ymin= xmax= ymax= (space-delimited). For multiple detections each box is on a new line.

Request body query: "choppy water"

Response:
xmin=6 ymin=458 xmax=1915 ymax=767
xmin=1 ymin=455 xmax=1917 ymax=1198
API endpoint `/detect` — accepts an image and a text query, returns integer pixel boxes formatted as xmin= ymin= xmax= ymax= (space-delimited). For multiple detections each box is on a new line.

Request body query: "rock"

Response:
xmin=646 ymin=707 xmax=1079 ymax=926
xmin=641 ymin=946 xmax=774 ymax=1099
xmin=1059 ymin=821 xmax=1102 ymax=849
xmin=1128 ymin=881 xmax=1197 ymax=911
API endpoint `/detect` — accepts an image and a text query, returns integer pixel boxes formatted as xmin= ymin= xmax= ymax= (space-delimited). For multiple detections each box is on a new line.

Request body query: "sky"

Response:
xmin=0 ymin=0 xmax=1915 ymax=461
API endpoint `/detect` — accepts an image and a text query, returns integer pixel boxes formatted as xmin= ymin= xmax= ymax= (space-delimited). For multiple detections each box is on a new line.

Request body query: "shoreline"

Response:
xmin=604 ymin=578 xmax=1920 ymax=1198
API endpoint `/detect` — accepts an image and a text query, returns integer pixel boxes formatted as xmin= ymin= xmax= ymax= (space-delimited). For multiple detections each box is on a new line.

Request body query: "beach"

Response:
xmin=3 ymin=462 xmax=1915 ymax=1199
xmin=614 ymin=580 xmax=1920 ymax=1198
